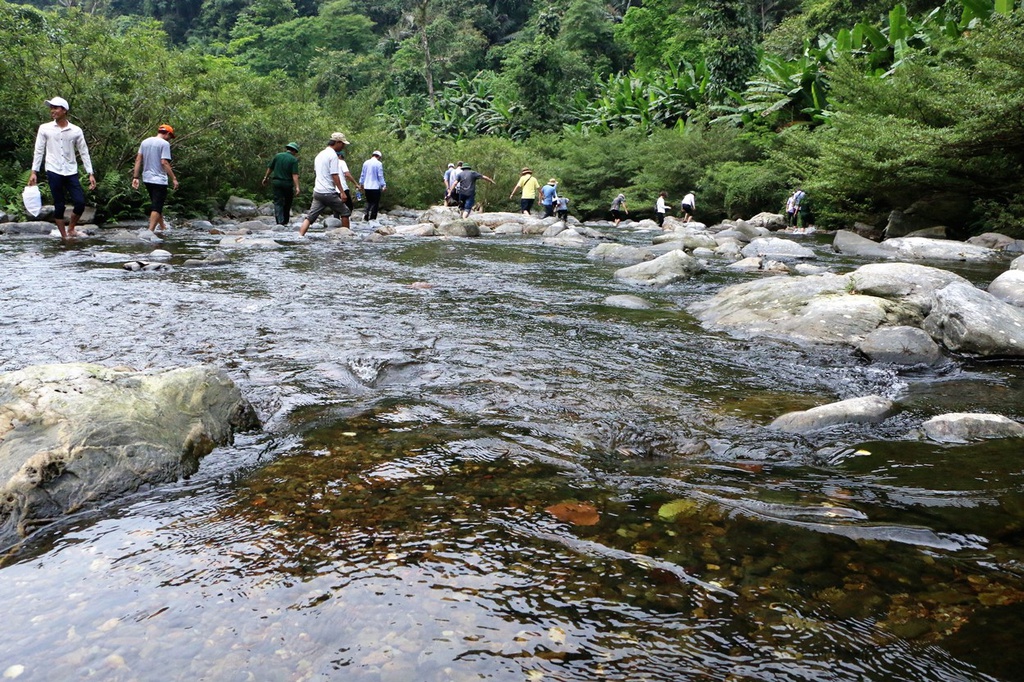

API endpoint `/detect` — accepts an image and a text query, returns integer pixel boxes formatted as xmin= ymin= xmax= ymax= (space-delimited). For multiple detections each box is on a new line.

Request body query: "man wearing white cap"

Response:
xmin=358 ymin=149 xmax=386 ymax=221
xmin=298 ymin=132 xmax=351 ymax=236
xmin=28 ymin=96 xmax=96 ymax=240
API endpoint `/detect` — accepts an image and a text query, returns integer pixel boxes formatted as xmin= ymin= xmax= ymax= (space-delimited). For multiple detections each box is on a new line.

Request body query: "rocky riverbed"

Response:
xmin=1 ymin=204 xmax=1023 ymax=681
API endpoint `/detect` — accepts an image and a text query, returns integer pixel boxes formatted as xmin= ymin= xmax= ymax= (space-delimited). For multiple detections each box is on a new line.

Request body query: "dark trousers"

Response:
xmin=271 ymin=182 xmax=293 ymax=225
xmin=364 ymin=188 xmax=382 ymax=220
xmin=656 ymin=212 xmax=665 ymax=227
xmin=543 ymin=203 xmax=554 ymax=217
xmin=145 ymin=182 xmax=169 ymax=215
xmin=45 ymin=171 xmax=85 ymax=220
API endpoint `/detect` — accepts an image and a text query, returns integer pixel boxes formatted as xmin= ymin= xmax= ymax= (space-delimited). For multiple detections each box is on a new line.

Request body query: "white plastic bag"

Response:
xmin=22 ymin=185 xmax=42 ymax=217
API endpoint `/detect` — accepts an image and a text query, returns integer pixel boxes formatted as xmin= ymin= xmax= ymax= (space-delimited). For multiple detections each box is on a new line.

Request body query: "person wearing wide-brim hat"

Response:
xmin=509 ymin=167 xmax=540 ymax=215
xmin=539 ymin=177 xmax=558 ymax=218
xmin=263 ymin=142 xmax=302 ymax=226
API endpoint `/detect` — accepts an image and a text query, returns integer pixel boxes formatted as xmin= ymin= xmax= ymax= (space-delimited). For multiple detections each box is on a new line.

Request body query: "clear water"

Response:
xmin=1 ymin=224 xmax=1022 ymax=681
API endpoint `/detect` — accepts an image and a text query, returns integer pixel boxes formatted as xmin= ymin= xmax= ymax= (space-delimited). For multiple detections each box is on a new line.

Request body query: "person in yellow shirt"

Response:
xmin=509 ymin=167 xmax=541 ymax=215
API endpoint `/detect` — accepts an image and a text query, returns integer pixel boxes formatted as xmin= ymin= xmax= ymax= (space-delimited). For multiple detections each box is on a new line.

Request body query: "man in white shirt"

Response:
xmin=336 ymin=144 xmax=359 ymax=230
xmin=27 ymin=96 xmax=96 ymax=240
xmin=298 ymin=132 xmax=351 ymax=236
xmin=681 ymin=191 xmax=696 ymax=223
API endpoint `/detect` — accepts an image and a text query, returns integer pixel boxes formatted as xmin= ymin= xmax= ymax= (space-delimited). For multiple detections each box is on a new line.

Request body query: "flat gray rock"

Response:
xmin=587 ymin=243 xmax=654 ymax=264
xmin=883 ymin=237 xmax=1001 ymax=262
xmin=770 ymin=395 xmax=896 ymax=433
xmin=922 ymin=413 xmax=1024 ymax=443
xmin=858 ymin=326 xmax=944 ymax=365
xmin=741 ymin=237 xmax=816 ymax=260
xmin=614 ymin=249 xmax=705 ymax=287
xmin=603 ymin=294 xmax=654 ymax=310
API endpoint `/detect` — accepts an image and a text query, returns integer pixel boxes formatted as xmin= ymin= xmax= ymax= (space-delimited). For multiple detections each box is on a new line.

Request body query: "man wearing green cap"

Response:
xmin=263 ymin=142 xmax=301 ymax=226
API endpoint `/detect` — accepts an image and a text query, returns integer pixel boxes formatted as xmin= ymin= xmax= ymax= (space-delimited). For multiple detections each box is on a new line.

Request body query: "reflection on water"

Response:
xmin=1 ymin=227 xmax=1023 ymax=680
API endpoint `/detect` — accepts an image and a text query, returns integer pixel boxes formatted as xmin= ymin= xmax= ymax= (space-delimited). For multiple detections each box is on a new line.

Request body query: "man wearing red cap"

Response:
xmin=27 ymin=96 xmax=96 ymax=240
xmin=132 ymin=124 xmax=179 ymax=233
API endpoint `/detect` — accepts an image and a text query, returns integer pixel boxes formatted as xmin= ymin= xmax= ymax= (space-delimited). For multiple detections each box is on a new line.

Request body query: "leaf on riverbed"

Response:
xmin=546 ymin=501 xmax=600 ymax=526
xmin=658 ymin=499 xmax=699 ymax=520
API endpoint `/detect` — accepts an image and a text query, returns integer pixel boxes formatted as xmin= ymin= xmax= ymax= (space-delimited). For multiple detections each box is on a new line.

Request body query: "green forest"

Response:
xmin=1 ymin=0 xmax=1023 ymax=233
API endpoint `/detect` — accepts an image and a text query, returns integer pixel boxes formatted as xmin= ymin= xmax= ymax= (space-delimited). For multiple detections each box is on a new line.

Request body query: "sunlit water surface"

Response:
xmin=1 ymin=222 xmax=1023 ymax=681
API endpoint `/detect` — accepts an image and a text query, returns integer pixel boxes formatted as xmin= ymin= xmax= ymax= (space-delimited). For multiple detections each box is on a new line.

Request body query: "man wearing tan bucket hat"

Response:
xmin=132 ymin=124 xmax=179 ymax=233
xmin=509 ymin=167 xmax=541 ymax=215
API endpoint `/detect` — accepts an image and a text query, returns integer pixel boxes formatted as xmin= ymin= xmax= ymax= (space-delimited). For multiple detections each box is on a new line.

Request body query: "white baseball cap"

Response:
xmin=45 ymin=96 xmax=70 ymax=110
xmin=372 ymin=150 xmax=382 ymax=158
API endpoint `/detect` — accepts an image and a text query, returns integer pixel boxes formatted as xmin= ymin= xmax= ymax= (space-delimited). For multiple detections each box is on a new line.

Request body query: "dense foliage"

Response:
xmin=1 ymin=0 xmax=1022 ymax=233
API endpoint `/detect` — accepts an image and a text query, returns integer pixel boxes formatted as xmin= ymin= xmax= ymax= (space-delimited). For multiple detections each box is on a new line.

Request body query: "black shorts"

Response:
xmin=145 ymin=182 xmax=169 ymax=214
xmin=681 ymin=203 xmax=694 ymax=214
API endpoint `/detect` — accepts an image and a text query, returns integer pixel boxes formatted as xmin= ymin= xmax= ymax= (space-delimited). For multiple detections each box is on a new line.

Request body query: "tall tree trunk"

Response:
xmin=413 ymin=0 xmax=435 ymax=107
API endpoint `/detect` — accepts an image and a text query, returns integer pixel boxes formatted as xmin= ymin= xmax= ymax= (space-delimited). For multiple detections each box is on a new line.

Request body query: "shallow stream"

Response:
xmin=1 ymin=222 xmax=1023 ymax=681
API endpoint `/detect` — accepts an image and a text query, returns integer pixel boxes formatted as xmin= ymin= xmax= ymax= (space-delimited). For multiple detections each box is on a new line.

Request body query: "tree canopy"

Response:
xmin=2 ymin=0 xmax=1023 ymax=234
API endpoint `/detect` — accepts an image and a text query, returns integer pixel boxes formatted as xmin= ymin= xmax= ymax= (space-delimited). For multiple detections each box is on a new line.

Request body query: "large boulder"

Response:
xmin=988 ymin=270 xmax=1024 ymax=308
xmin=848 ymin=262 xmax=970 ymax=317
xmin=884 ymin=194 xmax=971 ymax=238
xmin=653 ymin=232 xmax=718 ymax=250
xmin=689 ymin=270 xmax=922 ymax=345
xmin=740 ymin=237 xmax=816 ymax=260
xmin=393 ymin=223 xmax=437 ymax=236
xmin=747 ymin=212 xmax=788 ymax=231
xmin=587 ymin=243 xmax=654 ymax=264
xmin=543 ymin=229 xmax=589 ymax=246
xmin=436 ymin=219 xmax=480 ymax=237
xmin=224 ymin=196 xmax=259 ymax=218
xmin=882 ymin=237 xmax=1001 ymax=262
xmin=965 ymin=232 xmax=1017 ymax=250
xmin=1013 ymin=255 xmax=1024 ymax=271
xmin=833 ymin=230 xmax=897 ymax=259
xmin=922 ymin=413 xmax=1024 ymax=443
xmin=492 ymin=222 xmax=523 ymax=235
xmin=858 ymin=326 xmax=944 ymax=366
xmin=417 ymin=205 xmax=462 ymax=225
xmin=0 ymin=363 xmax=259 ymax=548
xmin=770 ymin=395 xmax=896 ymax=433
xmin=924 ymin=282 xmax=1024 ymax=356
xmin=613 ymin=249 xmax=705 ymax=287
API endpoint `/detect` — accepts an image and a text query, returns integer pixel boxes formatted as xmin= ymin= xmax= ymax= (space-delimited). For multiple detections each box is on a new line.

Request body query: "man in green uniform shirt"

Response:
xmin=263 ymin=142 xmax=301 ymax=226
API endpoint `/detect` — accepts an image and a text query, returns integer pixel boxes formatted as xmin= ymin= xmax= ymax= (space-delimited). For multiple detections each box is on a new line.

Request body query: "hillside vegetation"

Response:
xmin=1 ymin=0 xmax=1022 ymax=234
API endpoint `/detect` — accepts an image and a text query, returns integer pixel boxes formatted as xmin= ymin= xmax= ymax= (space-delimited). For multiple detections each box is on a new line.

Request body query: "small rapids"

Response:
xmin=1 ymin=224 xmax=1023 ymax=681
